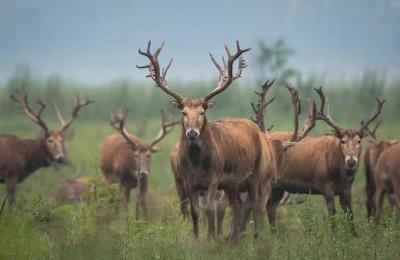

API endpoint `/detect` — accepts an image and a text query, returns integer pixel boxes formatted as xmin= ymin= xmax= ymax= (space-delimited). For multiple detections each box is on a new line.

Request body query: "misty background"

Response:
xmin=0 ymin=0 xmax=399 ymax=132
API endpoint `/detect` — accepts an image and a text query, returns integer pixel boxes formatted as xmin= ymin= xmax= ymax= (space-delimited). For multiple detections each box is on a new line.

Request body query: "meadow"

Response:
xmin=0 ymin=74 xmax=400 ymax=259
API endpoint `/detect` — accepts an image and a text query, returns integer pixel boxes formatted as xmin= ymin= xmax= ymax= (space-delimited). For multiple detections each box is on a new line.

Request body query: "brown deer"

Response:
xmin=240 ymin=80 xmax=316 ymax=230
xmin=265 ymin=87 xmax=384 ymax=231
xmin=373 ymin=143 xmax=400 ymax=223
xmin=137 ymin=41 xmax=277 ymax=240
xmin=0 ymin=88 xmax=92 ymax=210
xmin=363 ymin=122 xmax=398 ymax=220
xmin=101 ymin=108 xmax=178 ymax=220
xmin=54 ymin=177 xmax=92 ymax=203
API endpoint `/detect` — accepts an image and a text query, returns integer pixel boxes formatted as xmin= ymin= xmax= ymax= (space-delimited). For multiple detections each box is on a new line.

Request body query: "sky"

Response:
xmin=0 ymin=0 xmax=399 ymax=85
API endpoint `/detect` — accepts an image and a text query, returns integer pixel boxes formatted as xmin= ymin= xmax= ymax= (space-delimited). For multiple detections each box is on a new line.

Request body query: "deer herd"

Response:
xmin=0 ymin=40 xmax=399 ymax=241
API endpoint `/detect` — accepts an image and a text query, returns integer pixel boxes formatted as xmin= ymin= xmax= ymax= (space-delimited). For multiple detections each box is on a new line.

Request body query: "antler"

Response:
xmin=60 ymin=94 xmax=92 ymax=132
xmin=250 ymin=80 xmax=276 ymax=132
xmin=150 ymin=109 xmax=180 ymax=147
xmin=110 ymin=108 xmax=139 ymax=150
xmin=366 ymin=120 xmax=381 ymax=140
xmin=314 ymin=86 xmax=342 ymax=135
xmin=203 ymin=41 xmax=251 ymax=101
xmin=50 ymin=99 xmax=66 ymax=126
xmin=359 ymin=98 xmax=385 ymax=137
xmin=137 ymin=41 xmax=183 ymax=102
xmin=10 ymin=88 xmax=49 ymax=132
xmin=286 ymin=83 xmax=316 ymax=142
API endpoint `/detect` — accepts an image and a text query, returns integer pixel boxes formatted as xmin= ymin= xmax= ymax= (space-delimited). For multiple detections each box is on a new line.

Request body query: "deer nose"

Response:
xmin=55 ymin=156 xmax=65 ymax=164
xmin=186 ymin=129 xmax=199 ymax=141
xmin=346 ymin=157 xmax=357 ymax=168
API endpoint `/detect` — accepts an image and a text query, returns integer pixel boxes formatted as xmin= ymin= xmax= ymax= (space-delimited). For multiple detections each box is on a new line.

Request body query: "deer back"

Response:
xmin=101 ymin=132 xmax=142 ymax=181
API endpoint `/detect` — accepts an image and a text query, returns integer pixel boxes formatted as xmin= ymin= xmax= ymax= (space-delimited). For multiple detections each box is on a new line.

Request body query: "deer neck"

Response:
xmin=24 ymin=138 xmax=52 ymax=173
xmin=181 ymin=119 xmax=212 ymax=161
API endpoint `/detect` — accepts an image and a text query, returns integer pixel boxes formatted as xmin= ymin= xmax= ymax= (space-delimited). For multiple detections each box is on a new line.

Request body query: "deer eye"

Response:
xmin=357 ymin=140 xmax=361 ymax=144
xmin=182 ymin=111 xmax=187 ymax=116
xmin=200 ymin=111 xmax=205 ymax=115
xmin=341 ymin=140 xmax=345 ymax=144
xmin=47 ymin=139 xmax=53 ymax=143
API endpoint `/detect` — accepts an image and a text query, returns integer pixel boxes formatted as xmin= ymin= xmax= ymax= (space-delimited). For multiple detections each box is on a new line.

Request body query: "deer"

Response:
xmin=0 ymin=87 xmax=92 ymax=213
xmin=265 ymin=87 xmax=384 ymax=232
xmin=137 ymin=40 xmax=277 ymax=240
xmin=363 ymin=121 xmax=398 ymax=220
xmin=100 ymin=108 xmax=178 ymax=220
xmin=235 ymin=80 xmax=316 ymax=230
xmin=54 ymin=176 xmax=93 ymax=203
xmin=373 ymin=142 xmax=400 ymax=223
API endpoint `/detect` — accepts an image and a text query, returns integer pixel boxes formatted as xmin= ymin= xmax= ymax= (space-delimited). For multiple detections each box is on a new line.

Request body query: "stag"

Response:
xmin=363 ymin=122 xmax=398 ymax=220
xmin=0 ymin=88 xmax=92 ymax=210
xmin=242 ymin=80 xmax=316 ymax=229
xmin=265 ymin=87 xmax=384 ymax=231
xmin=373 ymin=143 xmax=400 ymax=223
xmin=101 ymin=108 xmax=178 ymax=220
xmin=137 ymin=41 xmax=277 ymax=240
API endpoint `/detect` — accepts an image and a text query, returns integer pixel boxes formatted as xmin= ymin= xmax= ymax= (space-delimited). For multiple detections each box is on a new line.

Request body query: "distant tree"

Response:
xmin=255 ymin=38 xmax=298 ymax=84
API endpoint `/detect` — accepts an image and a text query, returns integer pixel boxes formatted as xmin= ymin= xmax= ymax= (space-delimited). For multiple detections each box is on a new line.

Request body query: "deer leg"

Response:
xmin=217 ymin=192 xmax=228 ymax=235
xmin=5 ymin=176 xmax=17 ymax=206
xmin=206 ymin=182 xmax=218 ymax=238
xmin=239 ymin=193 xmax=252 ymax=233
xmin=246 ymin=180 xmax=261 ymax=239
xmin=176 ymin=181 xmax=189 ymax=218
xmin=225 ymin=189 xmax=241 ymax=241
xmin=137 ymin=175 xmax=148 ymax=220
xmin=0 ymin=194 xmax=7 ymax=217
xmin=373 ymin=187 xmax=385 ymax=224
xmin=323 ymin=192 xmax=336 ymax=228
xmin=339 ymin=192 xmax=356 ymax=234
xmin=266 ymin=187 xmax=285 ymax=233
xmin=188 ymin=190 xmax=200 ymax=239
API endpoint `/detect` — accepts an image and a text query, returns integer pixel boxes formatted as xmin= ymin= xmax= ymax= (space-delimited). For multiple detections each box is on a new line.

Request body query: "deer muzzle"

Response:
xmin=186 ymin=129 xmax=200 ymax=141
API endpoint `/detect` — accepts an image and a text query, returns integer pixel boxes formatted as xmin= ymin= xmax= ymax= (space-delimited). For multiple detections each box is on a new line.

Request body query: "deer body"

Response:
xmin=364 ymin=139 xmax=397 ymax=219
xmin=373 ymin=143 xmax=400 ymax=223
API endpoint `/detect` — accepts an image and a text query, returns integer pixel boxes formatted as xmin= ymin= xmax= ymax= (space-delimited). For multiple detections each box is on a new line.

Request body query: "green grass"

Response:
xmin=1 ymin=117 xmax=400 ymax=260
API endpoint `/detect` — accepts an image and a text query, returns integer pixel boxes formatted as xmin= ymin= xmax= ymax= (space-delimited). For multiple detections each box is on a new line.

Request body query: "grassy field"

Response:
xmin=0 ymin=77 xmax=400 ymax=259
xmin=0 ymin=115 xmax=400 ymax=260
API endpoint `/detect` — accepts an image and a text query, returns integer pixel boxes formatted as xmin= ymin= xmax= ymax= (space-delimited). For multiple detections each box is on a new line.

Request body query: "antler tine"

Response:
xmin=285 ymin=82 xmax=301 ymax=142
xmin=203 ymin=41 xmax=251 ymax=102
xmin=137 ymin=41 xmax=183 ymax=102
xmin=50 ymin=99 xmax=67 ymax=126
xmin=150 ymin=109 xmax=179 ymax=147
xmin=60 ymin=93 xmax=93 ymax=132
xmin=314 ymin=87 xmax=342 ymax=134
xmin=110 ymin=108 xmax=138 ymax=150
xmin=251 ymin=80 xmax=276 ymax=132
xmin=10 ymin=88 xmax=49 ymax=132
xmin=359 ymin=97 xmax=385 ymax=137
xmin=367 ymin=120 xmax=381 ymax=140
xmin=296 ymin=98 xmax=317 ymax=142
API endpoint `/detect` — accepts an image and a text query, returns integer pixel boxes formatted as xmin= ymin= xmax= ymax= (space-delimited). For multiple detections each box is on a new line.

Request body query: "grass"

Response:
xmin=1 ymin=118 xmax=400 ymax=260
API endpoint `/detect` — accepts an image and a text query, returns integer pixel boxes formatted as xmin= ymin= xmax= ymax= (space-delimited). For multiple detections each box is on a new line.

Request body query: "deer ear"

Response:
xmin=171 ymin=101 xmax=183 ymax=110
xmin=204 ymin=100 xmax=216 ymax=110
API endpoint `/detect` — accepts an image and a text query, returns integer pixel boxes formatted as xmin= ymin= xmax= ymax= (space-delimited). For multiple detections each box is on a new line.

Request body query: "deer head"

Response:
xmin=110 ymin=108 xmax=178 ymax=179
xmin=10 ymin=88 xmax=92 ymax=164
xmin=314 ymin=87 xmax=385 ymax=170
xmin=137 ymin=41 xmax=250 ymax=142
